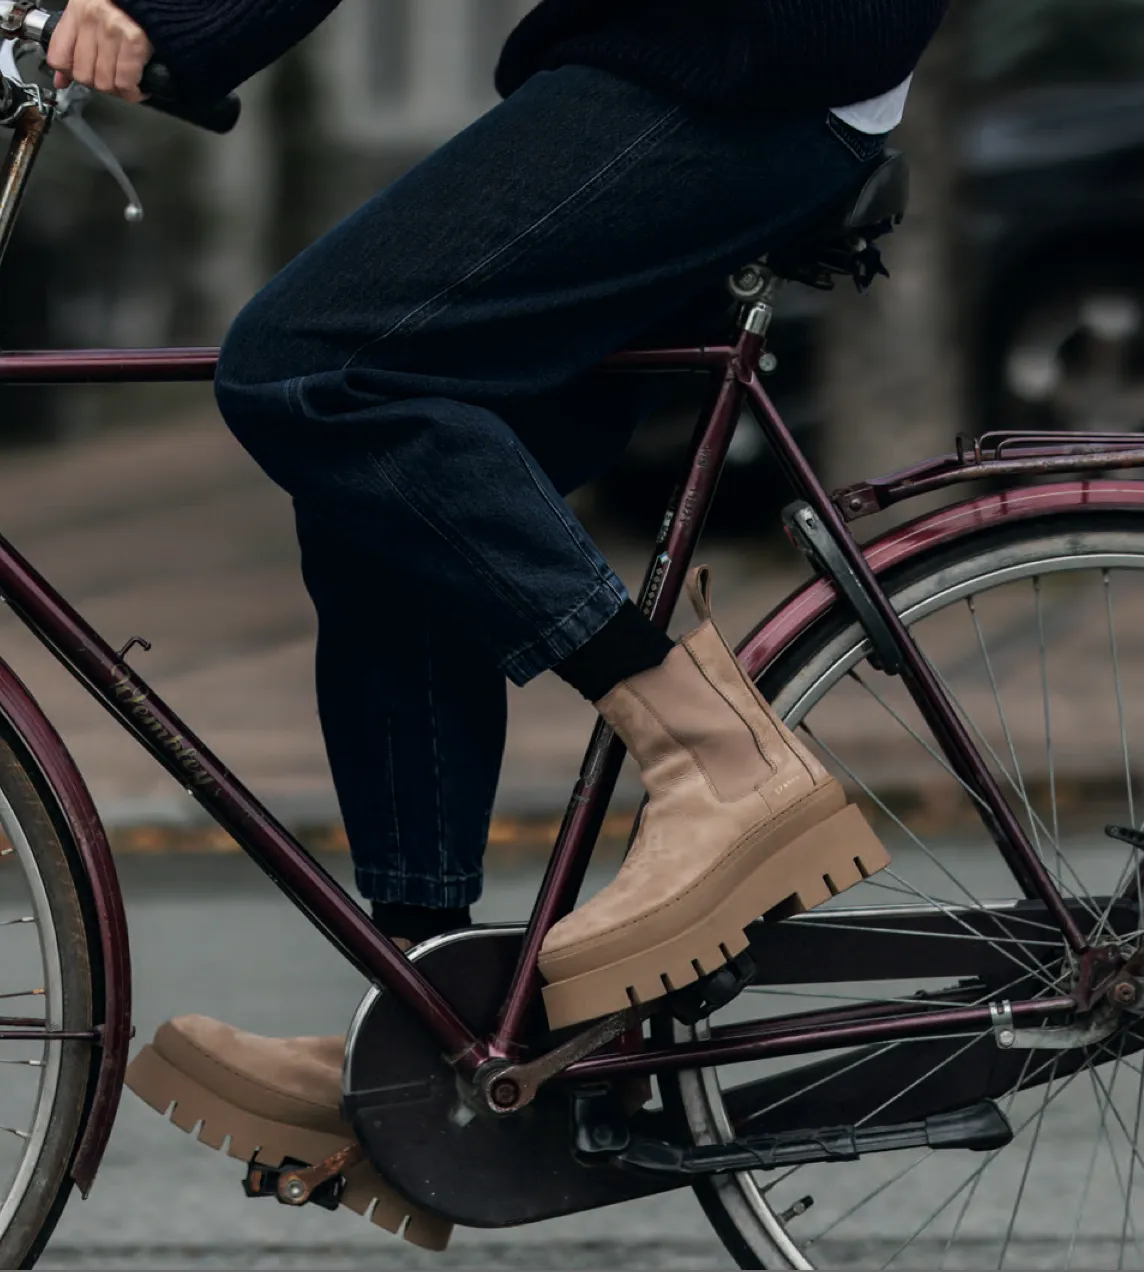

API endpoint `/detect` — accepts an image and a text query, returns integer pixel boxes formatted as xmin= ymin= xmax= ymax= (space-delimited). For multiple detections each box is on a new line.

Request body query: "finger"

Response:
xmin=92 ymin=31 xmax=119 ymax=95
xmin=113 ymin=32 xmax=149 ymax=101
xmin=69 ymin=24 xmax=97 ymax=88
xmin=53 ymin=70 xmax=73 ymax=90
xmin=45 ymin=6 xmax=77 ymax=74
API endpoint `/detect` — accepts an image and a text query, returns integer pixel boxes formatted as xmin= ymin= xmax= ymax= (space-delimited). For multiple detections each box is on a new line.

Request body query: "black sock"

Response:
xmin=371 ymin=902 xmax=472 ymax=946
xmin=555 ymin=601 xmax=675 ymax=702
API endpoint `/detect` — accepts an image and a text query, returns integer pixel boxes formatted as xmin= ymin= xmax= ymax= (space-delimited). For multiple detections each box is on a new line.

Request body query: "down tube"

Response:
xmin=0 ymin=532 xmax=485 ymax=1066
xmin=491 ymin=345 xmax=754 ymax=1051
xmin=745 ymin=377 xmax=1087 ymax=953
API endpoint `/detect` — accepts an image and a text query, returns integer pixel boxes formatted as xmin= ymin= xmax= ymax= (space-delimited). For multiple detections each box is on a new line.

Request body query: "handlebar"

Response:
xmin=13 ymin=5 xmax=241 ymax=134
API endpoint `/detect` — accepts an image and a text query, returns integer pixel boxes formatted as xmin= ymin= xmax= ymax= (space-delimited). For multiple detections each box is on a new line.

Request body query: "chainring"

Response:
xmin=342 ymin=925 xmax=683 ymax=1228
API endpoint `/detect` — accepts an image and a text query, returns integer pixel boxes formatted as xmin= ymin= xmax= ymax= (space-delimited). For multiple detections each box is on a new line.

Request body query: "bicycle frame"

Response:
xmin=6 ymin=92 xmax=1144 ymax=1110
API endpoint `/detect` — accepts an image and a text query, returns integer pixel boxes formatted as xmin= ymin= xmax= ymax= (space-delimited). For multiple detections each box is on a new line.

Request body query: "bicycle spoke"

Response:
xmin=806 ymin=1148 xmax=935 ymax=1248
xmin=940 ymin=1048 xmax=1041 ymax=1269
xmin=1072 ymin=1042 xmax=1144 ymax=1268
xmin=967 ymin=596 xmax=1049 ymax=875
xmin=1034 ymin=577 xmax=1065 ymax=886
xmin=879 ymin=1057 xmax=1090 ymax=1268
xmin=739 ymin=965 xmax=1043 ymax=1167
xmin=744 ymin=985 xmax=1007 ymax=1010
xmin=1108 ymin=570 xmax=1136 ymax=830
xmin=1118 ymin=1036 xmax=1144 ymax=1269
xmin=927 ymin=665 xmax=1104 ymax=928
xmin=997 ymin=1057 xmax=1061 ymax=1268
xmin=847 ymin=665 xmax=1098 ymax=923
xmin=803 ymin=729 xmax=1060 ymax=986
xmin=791 ymin=914 xmax=1062 ymax=949
xmin=859 ymin=877 xmax=1063 ymax=934
xmin=855 ymin=1028 xmax=993 ymax=1131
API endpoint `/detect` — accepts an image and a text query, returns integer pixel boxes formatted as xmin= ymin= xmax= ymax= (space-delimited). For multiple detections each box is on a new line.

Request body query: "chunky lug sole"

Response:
xmin=124 ymin=1045 xmax=452 ymax=1251
xmin=541 ymin=804 xmax=891 ymax=1030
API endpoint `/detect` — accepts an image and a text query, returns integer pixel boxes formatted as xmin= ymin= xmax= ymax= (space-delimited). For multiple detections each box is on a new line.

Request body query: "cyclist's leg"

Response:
xmin=214 ymin=67 xmax=880 ymax=692
xmin=210 ymin=67 xmax=888 ymax=1018
xmin=293 ymin=369 xmax=667 ymax=927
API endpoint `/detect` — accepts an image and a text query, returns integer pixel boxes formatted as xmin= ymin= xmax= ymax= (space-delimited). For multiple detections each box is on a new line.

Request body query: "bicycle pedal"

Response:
xmin=662 ymin=950 xmax=756 ymax=1026
xmin=242 ymin=1154 xmax=349 ymax=1212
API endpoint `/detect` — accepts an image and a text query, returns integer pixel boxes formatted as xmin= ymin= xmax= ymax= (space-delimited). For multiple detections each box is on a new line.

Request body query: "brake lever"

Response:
xmin=55 ymin=83 xmax=144 ymax=222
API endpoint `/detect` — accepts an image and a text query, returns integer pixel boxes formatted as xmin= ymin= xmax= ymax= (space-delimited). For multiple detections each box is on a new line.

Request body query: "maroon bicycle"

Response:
xmin=2 ymin=7 xmax=1144 ymax=1268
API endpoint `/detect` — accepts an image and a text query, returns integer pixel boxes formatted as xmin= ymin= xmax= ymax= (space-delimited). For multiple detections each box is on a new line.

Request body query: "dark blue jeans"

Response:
xmin=214 ymin=65 xmax=886 ymax=909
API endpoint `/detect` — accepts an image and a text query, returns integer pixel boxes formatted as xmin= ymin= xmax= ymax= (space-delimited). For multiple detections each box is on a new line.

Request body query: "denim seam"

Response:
xmin=289 ymin=385 xmax=627 ymax=683
xmin=356 ymin=865 xmax=481 ymax=883
xmin=505 ymin=435 xmax=625 ymax=595
xmin=366 ymin=448 xmax=560 ymax=637
xmin=501 ymin=574 xmax=626 ymax=683
xmin=341 ymin=104 xmax=684 ymax=370
xmin=425 ymin=629 xmax=447 ymax=890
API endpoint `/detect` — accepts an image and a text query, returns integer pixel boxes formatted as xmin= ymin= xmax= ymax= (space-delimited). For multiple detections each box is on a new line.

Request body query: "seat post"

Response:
xmin=727 ymin=261 xmax=784 ymax=338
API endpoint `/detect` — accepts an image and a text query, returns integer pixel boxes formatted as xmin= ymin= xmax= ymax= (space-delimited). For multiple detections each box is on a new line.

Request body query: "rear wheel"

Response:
xmin=661 ymin=512 xmax=1144 ymax=1269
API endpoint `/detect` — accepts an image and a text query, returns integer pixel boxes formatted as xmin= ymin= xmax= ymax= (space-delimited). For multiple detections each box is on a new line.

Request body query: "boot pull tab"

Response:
xmin=686 ymin=566 xmax=713 ymax=623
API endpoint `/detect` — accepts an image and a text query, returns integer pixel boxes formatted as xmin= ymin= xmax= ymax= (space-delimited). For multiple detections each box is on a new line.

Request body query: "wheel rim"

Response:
xmin=676 ymin=528 xmax=1144 ymax=1269
xmin=0 ymin=783 xmax=66 ymax=1241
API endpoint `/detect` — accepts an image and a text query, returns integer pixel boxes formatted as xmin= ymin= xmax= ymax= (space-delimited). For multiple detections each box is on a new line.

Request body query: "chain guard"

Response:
xmin=342 ymin=926 xmax=683 ymax=1228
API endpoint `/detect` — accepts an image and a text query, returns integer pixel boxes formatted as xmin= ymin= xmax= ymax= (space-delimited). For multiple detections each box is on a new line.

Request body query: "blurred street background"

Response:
xmin=6 ymin=0 xmax=1144 ymax=842
xmin=5 ymin=0 xmax=1144 ymax=1265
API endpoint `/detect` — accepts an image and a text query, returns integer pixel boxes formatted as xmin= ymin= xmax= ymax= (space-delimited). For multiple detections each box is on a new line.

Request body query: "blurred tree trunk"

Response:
xmin=818 ymin=3 xmax=969 ymax=513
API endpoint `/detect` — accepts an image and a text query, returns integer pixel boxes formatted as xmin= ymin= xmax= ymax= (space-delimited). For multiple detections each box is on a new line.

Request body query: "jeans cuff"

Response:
xmin=501 ymin=573 xmax=628 ymax=686
xmin=355 ymin=865 xmax=484 ymax=909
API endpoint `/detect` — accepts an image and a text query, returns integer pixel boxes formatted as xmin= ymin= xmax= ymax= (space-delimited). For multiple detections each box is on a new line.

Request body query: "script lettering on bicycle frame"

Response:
xmin=109 ymin=668 xmax=218 ymax=793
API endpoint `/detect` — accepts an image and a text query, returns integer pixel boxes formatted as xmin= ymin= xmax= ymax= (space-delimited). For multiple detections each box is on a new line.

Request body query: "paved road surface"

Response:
xmin=40 ymin=853 xmax=732 ymax=1270
xmin=28 ymin=843 xmax=1144 ymax=1270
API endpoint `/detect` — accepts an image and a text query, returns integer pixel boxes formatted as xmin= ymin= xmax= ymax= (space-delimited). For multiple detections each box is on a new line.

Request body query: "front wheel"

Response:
xmin=660 ymin=510 xmax=1144 ymax=1269
xmin=0 ymin=728 xmax=100 ymax=1268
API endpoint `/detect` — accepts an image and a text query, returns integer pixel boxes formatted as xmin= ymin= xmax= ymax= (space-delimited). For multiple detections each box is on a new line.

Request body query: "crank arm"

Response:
xmin=480 ymin=1007 xmax=643 ymax=1114
xmin=477 ymin=952 xmax=760 ymax=1112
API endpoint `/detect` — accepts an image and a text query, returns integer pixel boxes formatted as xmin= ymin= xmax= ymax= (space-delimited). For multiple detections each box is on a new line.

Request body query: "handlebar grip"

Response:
xmin=141 ymin=92 xmax=241 ymax=134
xmin=38 ymin=9 xmax=241 ymax=134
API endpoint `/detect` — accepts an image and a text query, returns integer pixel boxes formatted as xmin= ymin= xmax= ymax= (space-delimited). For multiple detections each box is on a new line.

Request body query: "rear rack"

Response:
xmin=834 ymin=429 xmax=1144 ymax=521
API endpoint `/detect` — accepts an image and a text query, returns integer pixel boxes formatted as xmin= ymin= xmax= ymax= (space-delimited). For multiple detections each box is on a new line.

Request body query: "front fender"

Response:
xmin=739 ymin=479 xmax=1144 ymax=677
xmin=0 ymin=655 xmax=130 ymax=1197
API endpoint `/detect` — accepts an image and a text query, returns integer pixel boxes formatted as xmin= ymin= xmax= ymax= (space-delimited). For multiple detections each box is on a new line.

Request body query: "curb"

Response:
xmin=106 ymin=811 xmax=641 ymax=862
xmin=98 ymin=772 xmax=1135 ymax=859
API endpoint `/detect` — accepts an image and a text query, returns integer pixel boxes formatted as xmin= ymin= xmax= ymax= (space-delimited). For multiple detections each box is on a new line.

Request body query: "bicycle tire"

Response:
xmin=0 ymin=724 xmax=100 ymax=1270
xmin=658 ymin=508 xmax=1144 ymax=1270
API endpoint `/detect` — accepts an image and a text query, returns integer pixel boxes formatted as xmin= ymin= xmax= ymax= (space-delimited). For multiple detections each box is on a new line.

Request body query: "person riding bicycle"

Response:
xmin=47 ymin=0 xmax=949 ymax=1248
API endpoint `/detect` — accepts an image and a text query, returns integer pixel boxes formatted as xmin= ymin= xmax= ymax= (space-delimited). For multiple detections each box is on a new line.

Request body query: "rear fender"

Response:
xmin=739 ymin=480 xmax=1144 ymax=675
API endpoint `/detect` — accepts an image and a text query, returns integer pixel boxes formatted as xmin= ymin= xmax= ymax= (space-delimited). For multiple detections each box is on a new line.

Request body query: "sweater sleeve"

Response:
xmin=112 ymin=0 xmax=343 ymax=99
xmin=497 ymin=0 xmax=951 ymax=114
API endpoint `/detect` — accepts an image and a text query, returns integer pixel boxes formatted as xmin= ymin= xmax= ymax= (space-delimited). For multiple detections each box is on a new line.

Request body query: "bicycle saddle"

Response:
xmin=767 ymin=150 xmax=910 ymax=291
xmin=833 ymin=148 xmax=910 ymax=235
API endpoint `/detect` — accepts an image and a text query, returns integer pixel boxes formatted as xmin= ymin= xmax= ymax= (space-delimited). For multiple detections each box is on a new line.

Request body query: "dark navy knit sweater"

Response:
xmin=112 ymin=0 xmax=950 ymax=113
